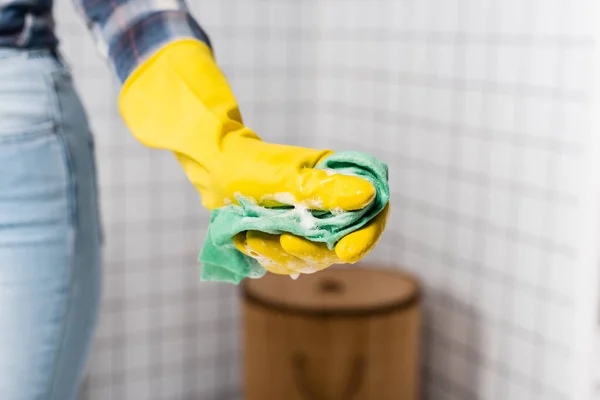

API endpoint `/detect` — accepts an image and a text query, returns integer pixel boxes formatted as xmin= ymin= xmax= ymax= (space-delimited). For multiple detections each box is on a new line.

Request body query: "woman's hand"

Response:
xmin=118 ymin=39 xmax=389 ymax=276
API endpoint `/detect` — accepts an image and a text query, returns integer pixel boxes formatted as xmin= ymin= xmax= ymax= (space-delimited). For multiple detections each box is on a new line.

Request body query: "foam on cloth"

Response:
xmin=198 ymin=151 xmax=390 ymax=284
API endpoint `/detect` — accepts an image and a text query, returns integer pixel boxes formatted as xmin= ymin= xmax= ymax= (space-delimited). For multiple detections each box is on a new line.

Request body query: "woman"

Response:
xmin=0 ymin=1 xmax=389 ymax=399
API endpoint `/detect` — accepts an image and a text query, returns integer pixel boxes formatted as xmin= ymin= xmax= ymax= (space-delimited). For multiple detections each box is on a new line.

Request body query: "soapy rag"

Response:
xmin=198 ymin=151 xmax=390 ymax=284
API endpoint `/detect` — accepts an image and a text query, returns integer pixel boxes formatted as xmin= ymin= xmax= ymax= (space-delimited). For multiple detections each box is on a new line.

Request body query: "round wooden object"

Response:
xmin=241 ymin=266 xmax=421 ymax=400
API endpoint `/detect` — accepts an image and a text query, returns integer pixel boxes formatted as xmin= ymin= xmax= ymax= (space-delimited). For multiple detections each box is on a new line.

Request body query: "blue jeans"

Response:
xmin=0 ymin=48 xmax=102 ymax=400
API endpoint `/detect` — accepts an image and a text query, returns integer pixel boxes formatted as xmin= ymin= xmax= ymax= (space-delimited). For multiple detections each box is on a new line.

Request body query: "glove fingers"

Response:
xmin=293 ymin=169 xmax=376 ymax=212
xmin=334 ymin=203 xmax=390 ymax=263
xmin=238 ymin=231 xmax=302 ymax=275
xmin=233 ymin=232 xmax=251 ymax=255
xmin=279 ymin=233 xmax=341 ymax=273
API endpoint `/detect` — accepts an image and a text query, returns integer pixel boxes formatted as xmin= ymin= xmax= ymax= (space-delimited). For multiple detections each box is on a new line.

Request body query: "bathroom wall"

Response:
xmin=308 ymin=1 xmax=599 ymax=399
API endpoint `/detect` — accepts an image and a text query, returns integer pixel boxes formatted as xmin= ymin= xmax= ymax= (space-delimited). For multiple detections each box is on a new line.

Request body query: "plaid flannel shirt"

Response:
xmin=0 ymin=0 xmax=211 ymax=84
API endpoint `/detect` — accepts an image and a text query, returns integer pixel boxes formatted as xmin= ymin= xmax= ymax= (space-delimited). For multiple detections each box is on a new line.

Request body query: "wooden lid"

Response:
xmin=242 ymin=265 xmax=420 ymax=317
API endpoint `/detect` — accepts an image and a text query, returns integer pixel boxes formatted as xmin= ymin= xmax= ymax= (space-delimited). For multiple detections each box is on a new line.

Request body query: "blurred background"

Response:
xmin=53 ymin=0 xmax=599 ymax=399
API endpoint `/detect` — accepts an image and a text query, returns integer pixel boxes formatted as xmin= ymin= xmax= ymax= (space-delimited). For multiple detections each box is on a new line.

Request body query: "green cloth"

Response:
xmin=198 ymin=151 xmax=390 ymax=284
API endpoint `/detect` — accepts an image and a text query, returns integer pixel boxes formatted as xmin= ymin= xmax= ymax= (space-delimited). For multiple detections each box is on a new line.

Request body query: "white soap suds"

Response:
xmin=271 ymin=192 xmax=295 ymax=205
xmin=293 ymin=203 xmax=317 ymax=230
xmin=306 ymin=197 xmax=324 ymax=209
xmin=242 ymin=241 xmax=277 ymax=268
xmin=330 ymin=207 xmax=344 ymax=215
xmin=260 ymin=192 xmax=319 ymax=231
xmin=289 ymin=273 xmax=300 ymax=280
xmin=297 ymin=265 xmax=320 ymax=274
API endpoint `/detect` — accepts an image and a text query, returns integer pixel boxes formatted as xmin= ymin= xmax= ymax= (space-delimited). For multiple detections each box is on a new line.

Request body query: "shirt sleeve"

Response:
xmin=73 ymin=0 xmax=212 ymax=84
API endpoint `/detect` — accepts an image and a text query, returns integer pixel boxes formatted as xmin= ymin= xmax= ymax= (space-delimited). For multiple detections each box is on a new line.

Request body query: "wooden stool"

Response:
xmin=241 ymin=265 xmax=421 ymax=400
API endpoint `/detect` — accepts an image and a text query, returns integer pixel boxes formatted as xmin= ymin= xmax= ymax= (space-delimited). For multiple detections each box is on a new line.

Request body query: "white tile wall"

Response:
xmin=310 ymin=1 xmax=599 ymax=399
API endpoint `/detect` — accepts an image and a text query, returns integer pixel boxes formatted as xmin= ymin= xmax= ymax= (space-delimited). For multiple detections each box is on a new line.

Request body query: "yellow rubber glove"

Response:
xmin=118 ymin=39 xmax=389 ymax=275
